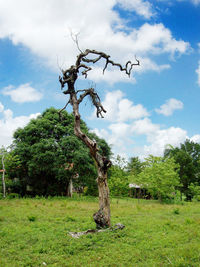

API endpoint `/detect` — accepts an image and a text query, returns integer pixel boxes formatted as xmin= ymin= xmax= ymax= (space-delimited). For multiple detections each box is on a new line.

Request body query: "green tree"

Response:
xmin=136 ymin=155 xmax=180 ymax=202
xmin=164 ymin=140 xmax=200 ymax=200
xmin=127 ymin=156 xmax=144 ymax=175
xmin=0 ymin=147 xmax=7 ymax=198
xmin=108 ymin=155 xmax=129 ymax=197
xmin=3 ymin=150 xmax=22 ymax=196
xmin=12 ymin=107 xmax=111 ymax=196
xmin=188 ymin=183 xmax=200 ymax=201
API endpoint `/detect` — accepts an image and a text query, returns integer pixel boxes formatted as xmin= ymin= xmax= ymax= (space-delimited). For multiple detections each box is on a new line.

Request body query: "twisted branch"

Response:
xmin=77 ymin=88 xmax=106 ymax=118
xmin=58 ymin=100 xmax=71 ymax=120
xmin=58 ymin=48 xmax=139 ymax=119
xmin=75 ymin=49 xmax=140 ymax=77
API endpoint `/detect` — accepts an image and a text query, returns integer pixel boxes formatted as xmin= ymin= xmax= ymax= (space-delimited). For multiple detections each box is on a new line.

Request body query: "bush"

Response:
xmin=108 ymin=176 xmax=129 ymax=197
xmin=108 ymin=164 xmax=129 ymax=197
xmin=173 ymin=208 xmax=180 ymax=215
xmin=5 ymin=179 xmax=25 ymax=197
xmin=83 ymin=181 xmax=98 ymax=196
xmin=7 ymin=193 xmax=19 ymax=199
xmin=27 ymin=215 xmax=37 ymax=222
xmin=188 ymin=183 xmax=200 ymax=201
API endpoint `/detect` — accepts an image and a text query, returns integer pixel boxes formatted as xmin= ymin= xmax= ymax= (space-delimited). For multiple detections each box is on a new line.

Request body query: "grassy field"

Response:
xmin=0 ymin=196 xmax=200 ymax=267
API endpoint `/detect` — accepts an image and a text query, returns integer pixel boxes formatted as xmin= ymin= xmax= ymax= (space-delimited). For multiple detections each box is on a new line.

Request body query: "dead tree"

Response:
xmin=59 ymin=49 xmax=139 ymax=228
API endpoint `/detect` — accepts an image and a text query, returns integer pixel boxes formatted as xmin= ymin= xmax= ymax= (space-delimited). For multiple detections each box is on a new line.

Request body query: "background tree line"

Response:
xmin=1 ymin=107 xmax=200 ymax=202
xmin=108 ymin=140 xmax=200 ymax=202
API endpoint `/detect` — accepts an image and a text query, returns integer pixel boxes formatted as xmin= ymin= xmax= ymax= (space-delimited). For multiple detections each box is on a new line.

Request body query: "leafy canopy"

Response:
xmin=12 ymin=107 xmax=111 ymax=196
xmin=136 ymin=155 xmax=180 ymax=201
xmin=164 ymin=140 xmax=200 ymax=200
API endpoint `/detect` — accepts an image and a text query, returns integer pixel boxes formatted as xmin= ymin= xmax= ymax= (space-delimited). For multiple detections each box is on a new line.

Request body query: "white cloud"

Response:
xmin=130 ymin=118 xmax=187 ymax=157
xmin=143 ymin=127 xmax=187 ymax=157
xmin=191 ymin=0 xmax=200 ymax=5
xmin=94 ymin=122 xmax=134 ymax=156
xmin=2 ymin=83 xmax=43 ymax=103
xmin=101 ymin=90 xmax=149 ymax=122
xmin=155 ymin=98 xmax=183 ymax=116
xmin=0 ymin=0 xmax=190 ymax=84
xmin=131 ymin=117 xmax=160 ymax=135
xmin=92 ymin=94 xmax=200 ymax=158
xmin=99 ymin=90 xmax=124 ymax=121
xmin=109 ymin=122 xmax=131 ymax=138
xmin=118 ymin=99 xmax=149 ymax=121
xmin=190 ymin=134 xmax=200 ymax=143
xmin=91 ymin=128 xmax=110 ymax=141
xmin=109 ymin=123 xmax=134 ymax=155
xmin=92 ymin=93 xmax=186 ymax=157
xmin=117 ymin=0 xmax=154 ymax=19
xmin=129 ymin=23 xmax=190 ymax=56
xmin=93 ymin=115 xmax=189 ymax=158
xmin=0 ymin=102 xmax=40 ymax=147
xmin=0 ymin=102 xmax=4 ymax=112
xmin=196 ymin=61 xmax=200 ymax=87
xmin=136 ymin=57 xmax=171 ymax=73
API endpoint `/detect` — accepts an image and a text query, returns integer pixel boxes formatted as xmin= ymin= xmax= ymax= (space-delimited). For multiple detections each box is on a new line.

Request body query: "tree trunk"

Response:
xmin=71 ymin=93 xmax=111 ymax=228
xmin=67 ymin=178 xmax=73 ymax=198
xmin=93 ymin=168 xmax=111 ymax=228
xmin=2 ymin=155 xmax=6 ymax=198
xmin=66 ymin=179 xmax=73 ymax=197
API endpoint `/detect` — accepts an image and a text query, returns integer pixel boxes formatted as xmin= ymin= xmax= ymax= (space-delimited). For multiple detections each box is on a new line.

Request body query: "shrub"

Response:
xmin=173 ymin=208 xmax=180 ymax=215
xmin=7 ymin=193 xmax=19 ymax=199
xmin=27 ymin=215 xmax=37 ymax=222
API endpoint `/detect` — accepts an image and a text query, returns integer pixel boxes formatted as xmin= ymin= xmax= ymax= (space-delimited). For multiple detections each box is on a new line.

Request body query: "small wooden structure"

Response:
xmin=129 ymin=183 xmax=150 ymax=199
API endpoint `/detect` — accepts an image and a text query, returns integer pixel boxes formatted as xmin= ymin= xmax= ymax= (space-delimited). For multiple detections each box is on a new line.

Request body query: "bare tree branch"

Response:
xmin=58 ymin=100 xmax=71 ymax=120
xmin=77 ymin=88 xmax=106 ymax=118
xmin=74 ymin=49 xmax=140 ymax=78
xmin=59 ymin=49 xmax=140 ymax=101
xmin=77 ymin=64 xmax=92 ymax=78
xmin=70 ymin=31 xmax=83 ymax=53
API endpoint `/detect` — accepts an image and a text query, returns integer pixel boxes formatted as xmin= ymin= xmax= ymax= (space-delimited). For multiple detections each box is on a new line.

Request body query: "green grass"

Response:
xmin=0 ymin=196 xmax=200 ymax=266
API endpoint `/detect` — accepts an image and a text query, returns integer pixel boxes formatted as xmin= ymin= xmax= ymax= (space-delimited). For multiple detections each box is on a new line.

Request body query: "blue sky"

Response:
xmin=0 ymin=0 xmax=200 ymax=159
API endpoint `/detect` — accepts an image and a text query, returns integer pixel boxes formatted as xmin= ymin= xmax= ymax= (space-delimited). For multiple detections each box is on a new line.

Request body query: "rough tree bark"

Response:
xmin=59 ymin=48 xmax=139 ymax=228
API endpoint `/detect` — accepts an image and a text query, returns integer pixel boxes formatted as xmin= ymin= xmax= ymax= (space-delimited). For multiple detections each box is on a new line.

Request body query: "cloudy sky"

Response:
xmin=0 ymin=0 xmax=200 ymax=159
